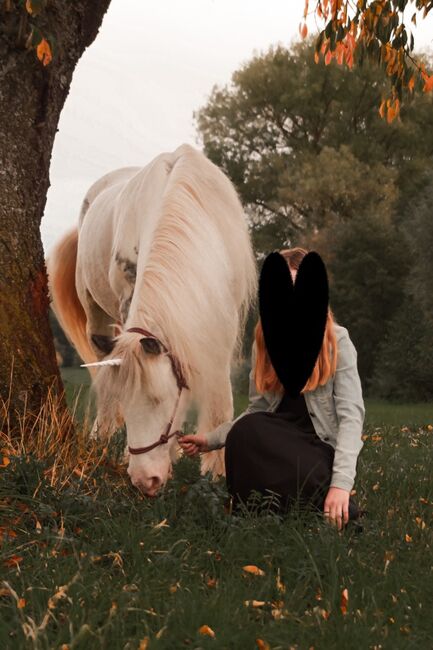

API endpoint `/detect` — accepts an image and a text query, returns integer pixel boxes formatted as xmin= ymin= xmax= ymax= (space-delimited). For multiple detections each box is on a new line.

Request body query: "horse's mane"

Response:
xmin=129 ymin=145 xmax=257 ymax=391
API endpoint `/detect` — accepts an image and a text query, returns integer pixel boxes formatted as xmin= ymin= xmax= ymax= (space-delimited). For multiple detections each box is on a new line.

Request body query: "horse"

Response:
xmin=48 ymin=144 xmax=257 ymax=496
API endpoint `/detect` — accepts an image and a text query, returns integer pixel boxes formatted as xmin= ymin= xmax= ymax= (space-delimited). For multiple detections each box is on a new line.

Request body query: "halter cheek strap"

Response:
xmin=125 ymin=327 xmax=189 ymax=456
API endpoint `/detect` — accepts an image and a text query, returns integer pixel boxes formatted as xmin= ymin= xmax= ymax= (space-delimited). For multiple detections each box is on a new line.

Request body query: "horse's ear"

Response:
xmin=140 ymin=337 xmax=162 ymax=355
xmin=91 ymin=334 xmax=115 ymax=355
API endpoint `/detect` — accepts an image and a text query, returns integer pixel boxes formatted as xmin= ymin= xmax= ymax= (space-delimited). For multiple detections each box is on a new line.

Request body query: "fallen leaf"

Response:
xmin=198 ymin=625 xmax=215 ymax=638
xmin=405 ymin=534 xmax=412 ymax=543
xmin=4 ymin=555 xmax=23 ymax=568
xmin=152 ymin=518 xmax=169 ymax=530
xmin=138 ymin=639 xmax=149 ymax=650
xmin=206 ymin=577 xmax=218 ymax=589
xmin=243 ymin=565 xmax=265 ymax=577
xmin=276 ymin=568 xmax=286 ymax=593
xmin=244 ymin=600 xmax=266 ymax=607
xmin=17 ymin=598 xmax=26 ymax=609
xmin=340 ymin=588 xmax=349 ymax=615
xmin=1 ymin=457 xmax=10 ymax=468
xmin=384 ymin=550 xmax=395 ymax=574
xmin=256 ymin=640 xmax=270 ymax=650
xmin=0 ymin=587 xmax=13 ymax=598
xmin=313 ymin=605 xmax=330 ymax=620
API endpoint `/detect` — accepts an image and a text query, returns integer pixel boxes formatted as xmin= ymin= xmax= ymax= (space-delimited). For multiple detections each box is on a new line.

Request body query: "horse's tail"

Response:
xmin=47 ymin=229 xmax=96 ymax=364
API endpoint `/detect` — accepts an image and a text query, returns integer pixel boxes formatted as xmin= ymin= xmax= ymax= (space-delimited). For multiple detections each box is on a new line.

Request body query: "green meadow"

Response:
xmin=0 ymin=370 xmax=432 ymax=649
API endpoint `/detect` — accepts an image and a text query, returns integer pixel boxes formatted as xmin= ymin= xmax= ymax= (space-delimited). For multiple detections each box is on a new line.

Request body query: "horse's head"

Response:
xmin=88 ymin=331 xmax=188 ymax=496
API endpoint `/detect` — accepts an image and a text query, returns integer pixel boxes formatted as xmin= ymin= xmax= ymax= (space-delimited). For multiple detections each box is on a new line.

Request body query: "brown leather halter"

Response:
xmin=126 ymin=327 xmax=189 ymax=456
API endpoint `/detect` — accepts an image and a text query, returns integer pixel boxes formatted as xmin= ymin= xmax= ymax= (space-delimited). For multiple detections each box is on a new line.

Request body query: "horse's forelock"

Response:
xmin=93 ymin=332 xmax=172 ymax=430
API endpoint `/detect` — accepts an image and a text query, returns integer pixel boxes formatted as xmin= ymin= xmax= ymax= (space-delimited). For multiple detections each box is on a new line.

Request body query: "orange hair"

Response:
xmin=254 ymin=247 xmax=338 ymax=395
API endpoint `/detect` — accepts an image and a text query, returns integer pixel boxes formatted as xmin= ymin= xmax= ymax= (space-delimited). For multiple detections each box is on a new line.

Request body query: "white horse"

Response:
xmin=48 ymin=144 xmax=257 ymax=495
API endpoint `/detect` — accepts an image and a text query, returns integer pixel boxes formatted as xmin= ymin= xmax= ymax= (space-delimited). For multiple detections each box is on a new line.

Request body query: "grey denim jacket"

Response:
xmin=206 ymin=323 xmax=365 ymax=493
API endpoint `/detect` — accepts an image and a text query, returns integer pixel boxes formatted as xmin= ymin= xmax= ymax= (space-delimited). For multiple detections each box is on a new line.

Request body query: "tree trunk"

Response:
xmin=0 ymin=0 xmax=111 ymax=429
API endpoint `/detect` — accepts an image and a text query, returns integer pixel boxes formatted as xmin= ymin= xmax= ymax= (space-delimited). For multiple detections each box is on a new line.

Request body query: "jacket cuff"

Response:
xmin=329 ymin=472 xmax=354 ymax=493
xmin=205 ymin=421 xmax=232 ymax=450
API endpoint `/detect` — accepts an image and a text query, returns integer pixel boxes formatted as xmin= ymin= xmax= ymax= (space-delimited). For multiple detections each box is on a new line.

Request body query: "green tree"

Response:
xmin=0 ymin=0 xmax=110 ymax=426
xmin=196 ymin=41 xmax=433 ymax=394
xmin=195 ymin=41 xmax=433 ymax=255
xmin=323 ymin=213 xmax=409 ymax=394
xmin=370 ymin=180 xmax=433 ymax=401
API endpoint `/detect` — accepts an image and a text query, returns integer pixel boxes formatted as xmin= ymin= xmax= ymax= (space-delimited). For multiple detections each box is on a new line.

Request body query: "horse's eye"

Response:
xmin=140 ymin=337 xmax=161 ymax=355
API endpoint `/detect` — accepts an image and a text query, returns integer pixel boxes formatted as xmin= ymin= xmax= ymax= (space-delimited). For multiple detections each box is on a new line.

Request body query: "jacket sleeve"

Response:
xmin=205 ymin=341 xmax=270 ymax=450
xmin=329 ymin=329 xmax=365 ymax=492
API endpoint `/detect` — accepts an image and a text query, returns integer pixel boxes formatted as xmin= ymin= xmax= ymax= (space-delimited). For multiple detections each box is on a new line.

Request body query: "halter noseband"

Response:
xmin=126 ymin=327 xmax=189 ymax=456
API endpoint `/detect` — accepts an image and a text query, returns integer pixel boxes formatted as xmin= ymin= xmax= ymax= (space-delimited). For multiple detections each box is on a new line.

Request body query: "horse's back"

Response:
xmin=78 ymin=166 xmax=141 ymax=227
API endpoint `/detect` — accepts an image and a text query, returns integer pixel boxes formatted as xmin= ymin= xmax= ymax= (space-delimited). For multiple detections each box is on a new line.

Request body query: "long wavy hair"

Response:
xmin=254 ymin=247 xmax=338 ymax=395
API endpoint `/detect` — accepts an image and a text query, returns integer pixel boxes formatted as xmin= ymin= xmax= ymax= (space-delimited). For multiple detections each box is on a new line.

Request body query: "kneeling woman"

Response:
xmin=180 ymin=247 xmax=365 ymax=530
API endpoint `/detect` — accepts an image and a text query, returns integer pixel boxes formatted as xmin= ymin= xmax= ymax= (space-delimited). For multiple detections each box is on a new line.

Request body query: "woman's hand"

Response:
xmin=323 ymin=486 xmax=350 ymax=530
xmin=178 ymin=434 xmax=209 ymax=457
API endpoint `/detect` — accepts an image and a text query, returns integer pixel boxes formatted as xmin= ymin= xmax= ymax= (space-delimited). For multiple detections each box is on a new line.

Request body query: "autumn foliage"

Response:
xmin=301 ymin=0 xmax=433 ymax=120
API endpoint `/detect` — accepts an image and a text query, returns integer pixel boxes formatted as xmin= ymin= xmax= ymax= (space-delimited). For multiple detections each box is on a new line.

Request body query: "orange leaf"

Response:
xmin=423 ymin=75 xmax=433 ymax=93
xmin=4 ymin=555 xmax=23 ymax=568
xmin=405 ymin=534 xmax=413 ymax=543
xmin=138 ymin=639 xmax=149 ymax=650
xmin=340 ymin=587 xmax=349 ymax=615
xmin=325 ymin=50 xmax=333 ymax=66
xmin=36 ymin=38 xmax=52 ymax=66
xmin=276 ymin=568 xmax=286 ymax=593
xmin=1 ymin=457 xmax=10 ymax=468
xmin=206 ymin=577 xmax=218 ymax=588
xmin=256 ymin=640 xmax=270 ymax=650
xmin=243 ymin=565 xmax=265 ymax=576
xmin=198 ymin=625 xmax=215 ymax=638
xmin=386 ymin=107 xmax=396 ymax=124
xmin=244 ymin=600 xmax=267 ymax=607
xmin=408 ymin=76 xmax=415 ymax=92
xmin=301 ymin=23 xmax=308 ymax=39
xmin=17 ymin=598 xmax=26 ymax=609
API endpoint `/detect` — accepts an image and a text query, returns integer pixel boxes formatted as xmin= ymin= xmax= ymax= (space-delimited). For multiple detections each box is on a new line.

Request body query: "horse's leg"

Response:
xmin=196 ymin=371 xmax=233 ymax=478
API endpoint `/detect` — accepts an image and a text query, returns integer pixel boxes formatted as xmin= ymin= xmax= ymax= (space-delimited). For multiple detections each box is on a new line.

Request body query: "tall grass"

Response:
xmin=0 ymin=391 xmax=432 ymax=649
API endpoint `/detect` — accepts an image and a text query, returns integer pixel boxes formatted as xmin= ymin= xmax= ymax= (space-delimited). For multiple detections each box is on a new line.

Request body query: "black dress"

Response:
xmin=225 ymin=390 xmax=360 ymax=519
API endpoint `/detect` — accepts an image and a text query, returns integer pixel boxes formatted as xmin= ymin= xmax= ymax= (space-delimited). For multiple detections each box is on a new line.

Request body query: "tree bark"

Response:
xmin=0 ymin=0 xmax=111 ymax=428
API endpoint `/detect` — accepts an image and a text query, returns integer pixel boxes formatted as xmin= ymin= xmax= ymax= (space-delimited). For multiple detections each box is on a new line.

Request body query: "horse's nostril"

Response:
xmin=148 ymin=476 xmax=162 ymax=492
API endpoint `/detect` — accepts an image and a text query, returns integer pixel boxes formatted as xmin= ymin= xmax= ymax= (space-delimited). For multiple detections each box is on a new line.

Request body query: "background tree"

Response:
xmin=0 ymin=0 xmax=110 ymax=426
xmin=371 ymin=180 xmax=433 ymax=400
xmin=196 ymin=40 xmax=433 ymax=398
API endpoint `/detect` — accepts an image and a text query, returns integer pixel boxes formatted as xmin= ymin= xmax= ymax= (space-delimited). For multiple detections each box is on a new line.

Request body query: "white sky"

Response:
xmin=41 ymin=0 xmax=433 ymax=253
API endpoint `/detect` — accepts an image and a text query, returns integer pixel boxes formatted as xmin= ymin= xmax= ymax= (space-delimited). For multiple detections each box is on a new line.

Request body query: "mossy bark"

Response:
xmin=0 ymin=0 xmax=111 ymax=428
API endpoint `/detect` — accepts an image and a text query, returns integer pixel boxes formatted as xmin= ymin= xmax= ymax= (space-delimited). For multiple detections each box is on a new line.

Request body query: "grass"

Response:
xmin=1 ymin=376 xmax=432 ymax=649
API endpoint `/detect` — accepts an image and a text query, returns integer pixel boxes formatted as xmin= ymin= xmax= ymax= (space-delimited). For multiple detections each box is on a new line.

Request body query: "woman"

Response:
xmin=180 ymin=247 xmax=365 ymax=530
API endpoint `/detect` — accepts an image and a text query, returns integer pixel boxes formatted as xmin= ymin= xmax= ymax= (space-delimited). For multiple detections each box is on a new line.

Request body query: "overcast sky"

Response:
xmin=41 ymin=0 xmax=433 ymax=253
